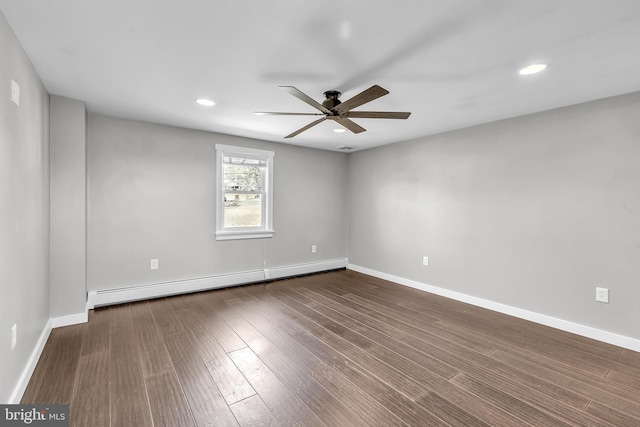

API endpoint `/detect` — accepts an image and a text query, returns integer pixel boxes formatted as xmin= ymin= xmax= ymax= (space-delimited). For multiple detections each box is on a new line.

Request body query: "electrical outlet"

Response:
xmin=11 ymin=324 xmax=17 ymax=350
xmin=11 ymin=80 xmax=20 ymax=106
xmin=422 ymin=256 xmax=429 ymax=266
xmin=311 ymin=245 xmax=317 ymax=254
xmin=150 ymin=259 xmax=159 ymax=270
xmin=596 ymin=287 xmax=609 ymax=303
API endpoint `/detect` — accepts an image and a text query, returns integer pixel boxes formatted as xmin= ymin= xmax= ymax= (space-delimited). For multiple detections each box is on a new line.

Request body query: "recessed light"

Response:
xmin=519 ymin=63 xmax=548 ymax=75
xmin=334 ymin=128 xmax=346 ymax=133
xmin=196 ymin=98 xmax=215 ymax=107
xmin=340 ymin=21 xmax=352 ymax=39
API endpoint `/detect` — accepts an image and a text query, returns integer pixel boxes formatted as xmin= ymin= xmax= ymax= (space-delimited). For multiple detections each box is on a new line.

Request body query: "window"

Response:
xmin=215 ymin=144 xmax=274 ymax=240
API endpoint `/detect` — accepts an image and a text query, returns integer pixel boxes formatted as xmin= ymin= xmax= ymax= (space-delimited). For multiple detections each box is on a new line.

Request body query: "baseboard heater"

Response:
xmin=87 ymin=258 xmax=348 ymax=308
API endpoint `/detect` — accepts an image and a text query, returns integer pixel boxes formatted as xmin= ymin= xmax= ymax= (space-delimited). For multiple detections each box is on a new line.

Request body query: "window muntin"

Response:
xmin=216 ymin=145 xmax=274 ymax=240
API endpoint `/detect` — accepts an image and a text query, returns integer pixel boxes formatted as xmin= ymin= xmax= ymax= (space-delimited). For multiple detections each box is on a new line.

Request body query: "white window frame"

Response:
xmin=215 ymin=144 xmax=274 ymax=240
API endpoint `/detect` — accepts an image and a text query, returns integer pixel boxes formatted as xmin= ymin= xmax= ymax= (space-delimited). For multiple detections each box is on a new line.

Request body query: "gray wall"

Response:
xmin=49 ymin=96 xmax=87 ymax=318
xmin=87 ymin=114 xmax=348 ymax=291
xmin=0 ymin=11 xmax=50 ymax=403
xmin=348 ymin=91 xmax=640 ymax=339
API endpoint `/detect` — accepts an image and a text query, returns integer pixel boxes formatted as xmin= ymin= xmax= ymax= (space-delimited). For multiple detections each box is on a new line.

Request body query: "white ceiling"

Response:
xmin=2 ymin=0 xmax=640 ymax=151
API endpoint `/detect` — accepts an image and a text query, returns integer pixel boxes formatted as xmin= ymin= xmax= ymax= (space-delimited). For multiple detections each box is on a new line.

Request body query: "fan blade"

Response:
xmin=279 ymin=86 xmax=332 ymax=114
xmin=284 ymin=117 xmax=327 ymax=138
xmin=346 ymin=111 xmax=411 ymax=119
xmin=334 ymin=85 xmax=389 ymax=114
xmin=255 ymin=112 xmax=324 ymax=116
xmin=336 ymin=118 xmax=366 ymax=134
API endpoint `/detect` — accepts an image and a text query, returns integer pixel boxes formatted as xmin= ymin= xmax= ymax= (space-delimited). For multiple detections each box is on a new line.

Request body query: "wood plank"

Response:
xmin=305 ymin=295 xmax=459 ymax=379
xmin=450 ymin=373 xmax=573 ymax=427
xmin=242 ymin=284 xmax=529 ymax=426
xmin=217 ymin=287 xmax=450 ymax=426
xmin=130 ymin=301 xmax=173 ymax=377
xmin=297 ymin=286 xmax=591 ymax=412
xmin=20 ymin=331 xmax=63 ymax=403
xmin=19 ymin=270 xmax=640 ymax=427
xmin=81 ymin=308 xmax=110 ymax=356
xmin=270 ymin=287 xmax=459 ymax=387
xmin=145 ymin=371 xmax=196 ymax=427
xmin=109 ymin=304 xmax=154 ymax=427
xmin=606 ymin=368 xmax=640 ymax=390
xmin=619 ymin=348 xmax=640 ymax=365
xmin=184 ymin=323 xmax=256 ymax=405
xmin=318 ymin=287 xmax=495 ymax=355
xmin=254 ymin=283 xmax=528 ymax=426
xmin=70 ymin=351 xmax=110 ymax=427
xmin=149 ymin=297 xmax=185 ymax=337
xmin=225 ymin=314 xmax=373 ymax=427
xmin=586 ymin=400 xmax=640 ymax=427
xmin=240 ymin=286 xmax=430 ymax=400
xmin=164 ymin=332 xmax=239 ymax=427
xmin=174 ymin=294 xmax=256 ymax=405
xmin=490 ymin=349 xmax=640 ymax=422
xmin=447 ymin=363 xmax=612 ymax=426
xmin=21 ymin=324 xmax=85 ymax=404
xmin=343 ymin=274 xmax=631 ymax=376
xmin=229 ymin=395 xmax=280 ymax=427
xmin=218 ymin=288 xmax=381 ymax=426
xmin=416 ymin=391 xmax=491 ymax=427
xmin=228 ymin=347 xmax=325 ymax=427
xmin=440 ymin=318 xmax=640 ymax=407
xmin=215 ymin=288 xmax=428 ymax=426
xmin=190 ymin=292 xmax=247 ymax=352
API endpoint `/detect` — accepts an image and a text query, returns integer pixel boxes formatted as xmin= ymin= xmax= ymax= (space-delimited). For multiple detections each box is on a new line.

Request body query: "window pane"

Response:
xmin=223 ymin=164 xmax=263 ymax=192
xmin=224 ymin=193 xmax=262 ymax=227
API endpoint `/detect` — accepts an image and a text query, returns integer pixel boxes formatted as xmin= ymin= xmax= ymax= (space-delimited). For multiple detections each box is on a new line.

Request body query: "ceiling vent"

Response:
xmin=337 ymin=145 xmax=358 ymax=151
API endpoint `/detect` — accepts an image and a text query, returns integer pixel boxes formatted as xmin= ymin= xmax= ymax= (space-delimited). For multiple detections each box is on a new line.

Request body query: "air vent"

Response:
xmin=336 ymin=145 xmax=358 ymax=151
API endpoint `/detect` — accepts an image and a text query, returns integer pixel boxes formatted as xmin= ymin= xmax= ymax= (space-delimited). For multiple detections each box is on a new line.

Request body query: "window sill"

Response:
xmin=215 ymin=230 xmax=275 ymax=241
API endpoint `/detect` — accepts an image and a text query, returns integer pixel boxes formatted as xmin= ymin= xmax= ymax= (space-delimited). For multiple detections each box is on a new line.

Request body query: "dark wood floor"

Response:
xmin=22 ymin=269 xmax=640 ymax=426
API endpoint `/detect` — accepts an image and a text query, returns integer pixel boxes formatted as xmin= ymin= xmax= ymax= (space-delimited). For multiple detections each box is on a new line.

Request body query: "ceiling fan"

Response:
xmin=255 ymin=85 xmax=411 ymax=138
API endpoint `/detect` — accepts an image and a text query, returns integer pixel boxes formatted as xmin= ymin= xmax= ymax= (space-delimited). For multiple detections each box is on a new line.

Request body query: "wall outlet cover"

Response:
xmin=11 ymin=324 xmax=17 ymax=350
xmin=11 ymin=80 xmax=20 ymax=106
xmin=596 ymin=287 xmax=609 ymax=303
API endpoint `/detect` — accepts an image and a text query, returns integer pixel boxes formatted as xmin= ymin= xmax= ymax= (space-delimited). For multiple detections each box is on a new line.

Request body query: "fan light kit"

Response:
xmin=196 ymin=98 xmax=216 ymax=106
xmin=334 ymin=128 xmax=347 ymax=133
xmin=255 ymin=85 xmax=411 ymax=138
xmin=519 ymin=63 xmax=548 ymax=75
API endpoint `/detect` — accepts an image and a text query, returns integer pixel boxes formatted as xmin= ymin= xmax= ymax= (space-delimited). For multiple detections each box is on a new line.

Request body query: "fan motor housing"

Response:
xmin=322 ymin=90 xmax=342 ymax=109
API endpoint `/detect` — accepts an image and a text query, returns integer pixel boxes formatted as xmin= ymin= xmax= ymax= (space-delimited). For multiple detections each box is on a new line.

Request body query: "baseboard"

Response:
xmin=348 ymin=264 xmax=640 ymax=353
xmin=50 ymin=311 xmax=88 ymax=328
xmin=87 ymin=270 xmax=265 ymax=308
xmin=267 ymin=258 xmax=348 ymax=280
xmin=88 ymin=258 xmax=348 ymax=308
xmin=9 ymin=319 xmax=52 ymax=404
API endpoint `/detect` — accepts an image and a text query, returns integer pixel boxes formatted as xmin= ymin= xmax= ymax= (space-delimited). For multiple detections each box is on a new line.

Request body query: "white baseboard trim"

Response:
xmin=88 ymin=258 xmax=348 ymax=308
xmin=348 ymin=264 xmax=640 ymax=353
xmin=268 ymin=258 xmax=348 ymax=280
xmin=9 ymin=319 xmax=52 ymax=404
xmin=50 ymin=311 xmax=88 ymax=328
